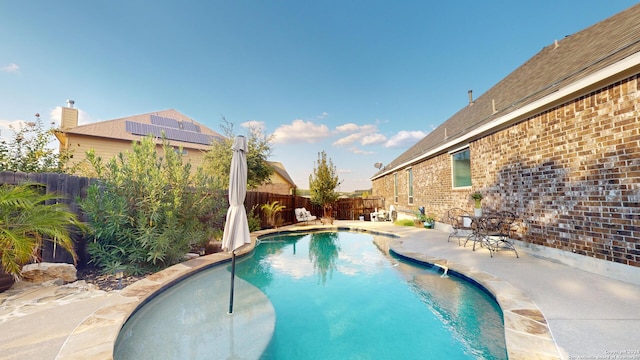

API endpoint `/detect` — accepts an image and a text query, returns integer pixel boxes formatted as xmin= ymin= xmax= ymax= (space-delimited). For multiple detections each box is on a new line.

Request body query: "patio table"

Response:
xmin=461 ymin=212 xmax=519 ymax=258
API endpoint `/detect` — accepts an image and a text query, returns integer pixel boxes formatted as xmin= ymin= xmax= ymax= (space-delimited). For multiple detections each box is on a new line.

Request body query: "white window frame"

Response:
xmin=450 ymin=146 xmax=471 ymax=188
xmin=407 ymin=167 xmax=414 ymax=204
xmin=393 ymin=172 xmax=399 ymax=203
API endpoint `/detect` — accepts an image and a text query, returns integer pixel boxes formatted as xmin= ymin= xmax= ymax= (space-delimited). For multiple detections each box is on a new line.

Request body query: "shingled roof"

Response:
xmin=61 ymin=109 xmax=224 ymax=150
xmin=373 ymin=3 xmax=640 ymax=179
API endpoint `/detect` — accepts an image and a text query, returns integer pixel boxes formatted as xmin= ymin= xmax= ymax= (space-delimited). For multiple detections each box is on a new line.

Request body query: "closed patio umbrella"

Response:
xmin=221 ymin=135 xmax=251 ymax=314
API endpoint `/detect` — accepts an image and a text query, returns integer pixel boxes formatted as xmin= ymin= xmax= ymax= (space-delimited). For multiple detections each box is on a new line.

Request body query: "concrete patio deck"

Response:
xmin=1 ymin=220 xmax=639 ymax=359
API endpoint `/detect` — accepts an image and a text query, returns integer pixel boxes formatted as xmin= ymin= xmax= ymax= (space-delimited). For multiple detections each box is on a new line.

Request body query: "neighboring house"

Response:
xmin=255 ymin=161 xmax=297 ymax=195
xmin=54 ymin=107 xmax=224 ymax=175
xmin=371 ymin=5 xmax=640 ymax=274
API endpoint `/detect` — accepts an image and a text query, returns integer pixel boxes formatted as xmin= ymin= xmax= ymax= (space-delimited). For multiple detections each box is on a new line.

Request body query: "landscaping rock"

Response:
xmin=21 ymin=262 xmax=77 ymax=284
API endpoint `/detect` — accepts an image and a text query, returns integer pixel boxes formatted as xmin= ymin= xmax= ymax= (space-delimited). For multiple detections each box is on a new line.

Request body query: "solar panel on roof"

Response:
xmin=150 ymin=115 xmax=180 ymax=129
xmin=126 ymin=121 xmax=214 ymax=145
xmin=181 ymin=122 xmax=200 ymax=132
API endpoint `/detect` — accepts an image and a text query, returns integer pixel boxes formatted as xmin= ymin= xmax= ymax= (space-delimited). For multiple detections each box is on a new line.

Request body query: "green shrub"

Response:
xmin=0 ymin=183 xmax=85 ymax=279
xmin=80 ymin=135 xmax=226 ymax=275
xmin=394 ymin=219 xmax=415 ymax=227
xmin=247 ymin=205 xmax=262 ymax=232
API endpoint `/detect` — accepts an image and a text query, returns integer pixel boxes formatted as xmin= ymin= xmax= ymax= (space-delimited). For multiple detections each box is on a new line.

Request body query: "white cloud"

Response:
xmin=272 ymin=119 xmax=331 ymax=144
xmin=337 ymin=168 xmax=352 ymax=174
xmin=0 ymin=119 xmax=26 ymax=140
xmin=385 ymin=130 xmax=427 ymax=148
xmin=241 ymin=120 xmax=266 ymax=133
xmin=333 ymin=123 xmax=383 ymax=147
xmin=335 ymin=123 xmax=360 ymax=133
xmin=317 ymin=112 xmax=328 ymax=119
xmin=361 ymin=133 xmax=386 ymax=145
xmin=1 ymin=63 xmax=19 ymax=73
xmin=348 ymin=146 xmax=374 ymax=155
xmin=333 ymin=133 xmax=363 ymax=146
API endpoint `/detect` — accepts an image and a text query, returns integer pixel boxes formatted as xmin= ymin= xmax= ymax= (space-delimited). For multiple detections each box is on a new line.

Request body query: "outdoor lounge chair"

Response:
xmin=295 ymin=208 xmax=317 ymax=225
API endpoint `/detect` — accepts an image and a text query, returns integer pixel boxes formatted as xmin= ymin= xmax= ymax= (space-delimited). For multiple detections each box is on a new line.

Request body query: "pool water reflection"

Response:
xmin=239 ymin=231 xmax=506 ymax=359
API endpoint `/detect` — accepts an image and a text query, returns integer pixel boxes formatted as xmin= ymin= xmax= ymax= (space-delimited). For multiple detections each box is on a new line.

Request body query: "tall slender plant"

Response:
xmin=309 ymin=151 xmax=340 ymax=218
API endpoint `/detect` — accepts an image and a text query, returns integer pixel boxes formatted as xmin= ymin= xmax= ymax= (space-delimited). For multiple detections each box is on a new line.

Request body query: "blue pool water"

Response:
xmin=115 ymin=231 xmax=507 ymax=359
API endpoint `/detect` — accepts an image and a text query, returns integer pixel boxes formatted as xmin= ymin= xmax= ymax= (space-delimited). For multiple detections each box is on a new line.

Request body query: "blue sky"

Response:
xmin=1 ymin=1 xmax=637 ymax=191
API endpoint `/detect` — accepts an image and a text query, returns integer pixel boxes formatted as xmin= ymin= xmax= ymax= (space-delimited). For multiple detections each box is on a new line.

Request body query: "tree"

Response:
xmin=0 ymin=115 xmax=71 ymax=173
xmin=80 ymin=135 xmax=226 ymax=275
xmin=309 ymin=151 xmax=341 ymax=218
xmin=0 ymin=183 xmax=84 ymax=279
xmin=203 ymin=117 xmax=274 ymax=189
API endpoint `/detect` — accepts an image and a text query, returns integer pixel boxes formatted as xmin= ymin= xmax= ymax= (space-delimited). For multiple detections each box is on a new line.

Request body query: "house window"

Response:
xmin=407 ymin=168 xmax=414 ymax=204
xmin=173 ymin=148 xmax=188 ymax=155
xmin=394 ymin=173 xmax=398 ymax=203
xmin=452 ymin=148 xmax=471 ymax=188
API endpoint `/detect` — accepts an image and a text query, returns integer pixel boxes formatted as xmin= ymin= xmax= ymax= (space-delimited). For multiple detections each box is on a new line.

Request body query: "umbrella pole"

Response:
xmin=228 ymin=251 xmax=236 ymax=314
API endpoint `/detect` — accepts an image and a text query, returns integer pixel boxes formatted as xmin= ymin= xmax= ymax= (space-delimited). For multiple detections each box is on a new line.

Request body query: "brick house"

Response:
xmin=371 ymin=5 xmax=640 ymax=275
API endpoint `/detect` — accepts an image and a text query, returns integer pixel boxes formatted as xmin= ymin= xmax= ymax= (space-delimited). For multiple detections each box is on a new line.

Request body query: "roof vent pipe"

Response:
xmin=66 ymin=99 xmax=75 ymax=108
xmin=468 ymin=90 xmax=473 ymax=106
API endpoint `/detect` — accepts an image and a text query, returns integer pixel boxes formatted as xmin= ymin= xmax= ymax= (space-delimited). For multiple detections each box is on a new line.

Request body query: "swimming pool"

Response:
xmin=115 ymin=231 xmax=507 ymax=359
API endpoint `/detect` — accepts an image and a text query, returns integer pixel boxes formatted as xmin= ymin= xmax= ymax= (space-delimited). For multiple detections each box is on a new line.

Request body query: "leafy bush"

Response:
xmin=80 ymin=135 xmax=226 ymax=275
xmin=395 ymin=219 xmax=416 ymax=227
xmin=261 ymin=201 xmax=285 ymax=228
xmin=0 ymin=183 xmax=85 ymax=279
xmin=247 ymin=205 xmax=262 ymax=232
xmin=0 ymin=117 xmax=72 ymax=173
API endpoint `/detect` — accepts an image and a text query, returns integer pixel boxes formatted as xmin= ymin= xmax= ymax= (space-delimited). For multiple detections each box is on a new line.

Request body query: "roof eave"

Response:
xmin=371 ymin=51 xmax=640 ymax=181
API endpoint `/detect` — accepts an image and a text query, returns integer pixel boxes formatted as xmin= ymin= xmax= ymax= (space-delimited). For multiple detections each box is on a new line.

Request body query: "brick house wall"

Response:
xmin=373 ymin=73 xmax=640 ymax=267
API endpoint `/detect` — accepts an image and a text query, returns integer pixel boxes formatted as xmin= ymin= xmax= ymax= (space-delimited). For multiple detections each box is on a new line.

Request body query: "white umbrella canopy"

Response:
xmin=222 ymin=135 xmax=251 ymax=253
xmin=221 ymin=135 xmax=251 ymax=314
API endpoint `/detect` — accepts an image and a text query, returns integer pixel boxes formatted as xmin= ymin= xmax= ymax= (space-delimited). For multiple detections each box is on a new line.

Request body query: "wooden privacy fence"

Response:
xmin=1 ymin=171 xmax=384 ymax=268
xmin=246 ymin=193 xmax=384 ymax=223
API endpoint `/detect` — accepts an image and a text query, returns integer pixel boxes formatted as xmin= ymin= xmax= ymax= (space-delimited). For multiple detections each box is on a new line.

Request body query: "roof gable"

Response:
xmin=269 ymin=161 xmax=296 ymax=186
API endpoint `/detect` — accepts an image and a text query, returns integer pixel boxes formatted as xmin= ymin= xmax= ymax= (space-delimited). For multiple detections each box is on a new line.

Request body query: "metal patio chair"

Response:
xmin=475 ymin=212 xmax=519 ymax=258
xmin=447 ymin=208 xmax=473 ymax=245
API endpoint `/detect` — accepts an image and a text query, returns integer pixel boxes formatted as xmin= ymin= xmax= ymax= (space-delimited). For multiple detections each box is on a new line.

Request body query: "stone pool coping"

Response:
xmin=56 ymin=222 xmax=561 ymax=359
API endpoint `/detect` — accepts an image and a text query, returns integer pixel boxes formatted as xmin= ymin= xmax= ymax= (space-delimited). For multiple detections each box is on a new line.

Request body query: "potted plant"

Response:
xmin=471 ymin=192 xmax=483 ymax=217
xmin=423 ymin=214 xmax=436 ymax=229
xmin=414 ymin=206 xmax=426 ymax=227
xmin=0 ymin=183 xmax=85 ymax=292
xmin=261 ymin=201 xmax=286 ymax=229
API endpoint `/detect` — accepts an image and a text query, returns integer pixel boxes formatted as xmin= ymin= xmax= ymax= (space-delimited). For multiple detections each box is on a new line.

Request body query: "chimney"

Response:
xmin=468 ymin=90 xmax=474 ymax=106
xmin=60 ymin=100 xmax=79 ymax=129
